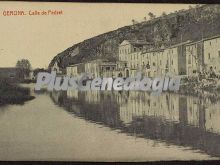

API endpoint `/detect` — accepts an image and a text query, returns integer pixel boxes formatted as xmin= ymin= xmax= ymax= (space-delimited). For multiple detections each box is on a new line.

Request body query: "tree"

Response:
xmin=148 ymin=12 xmax=156 ymax=20
xmin=132 ymin=19 xmax=137 ymax=25
xmin=189 ymin=5 xmax=193 ymax=10
xmin=33 ymin=68 xmax=47 ymax=77
xmin=16 ymin=59 xmax=32 ymax=70
xmin=162 ymin=12 xmax=167 ymax=17
xmin=16 ymin=59 xmax=32 ymax=79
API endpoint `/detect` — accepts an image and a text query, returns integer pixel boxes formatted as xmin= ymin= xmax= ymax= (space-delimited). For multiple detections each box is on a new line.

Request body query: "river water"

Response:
xmin=0 ymin=84 xmax=220 ymax=161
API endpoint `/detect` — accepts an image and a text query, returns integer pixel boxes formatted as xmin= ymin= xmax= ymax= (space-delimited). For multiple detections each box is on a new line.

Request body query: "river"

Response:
xmin=0 ymin=84 xmax=219 ymax=161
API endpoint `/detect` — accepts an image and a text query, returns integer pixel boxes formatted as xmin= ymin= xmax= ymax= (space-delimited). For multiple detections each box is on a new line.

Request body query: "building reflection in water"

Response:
xmin=50 ymin=89 xmax=220 ymax=157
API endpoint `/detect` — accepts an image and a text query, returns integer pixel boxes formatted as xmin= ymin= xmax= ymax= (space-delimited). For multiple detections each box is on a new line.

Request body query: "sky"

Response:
xmin=0 ymin=2 xmax=192 ymax=69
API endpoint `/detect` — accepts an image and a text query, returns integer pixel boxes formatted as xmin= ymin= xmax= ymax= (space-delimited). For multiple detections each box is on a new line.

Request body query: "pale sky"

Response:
xmin=0 ymin=2 xmax=191 ymax=69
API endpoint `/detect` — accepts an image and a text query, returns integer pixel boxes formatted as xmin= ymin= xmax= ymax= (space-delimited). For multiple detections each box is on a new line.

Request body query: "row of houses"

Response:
xmin=119 ymin=35 xmax=220 ymax=77
xmin=59 ymin=34 xmax=220 ymax=78
xmin=66 ymin=59 xmax=127 ymax=78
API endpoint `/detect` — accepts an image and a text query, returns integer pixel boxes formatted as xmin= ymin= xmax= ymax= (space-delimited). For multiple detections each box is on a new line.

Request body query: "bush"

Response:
xmin=0 ymin=80 xmax=35 ymax=105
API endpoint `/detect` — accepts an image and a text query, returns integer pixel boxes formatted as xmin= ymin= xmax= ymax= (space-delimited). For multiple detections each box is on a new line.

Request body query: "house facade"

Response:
xmin=185 ymin=41 xmax=203 ymax=76
xmin=66 ymin=64 xmax=79 ymax=77
xmin=100 ymin=62 xmax=117 ymax=78
xmin=163 ymin=42 xmax=188 ymax=76
xmin=118 ymin=39 xmax=189 ymax=78
xmin=203 ymin=35 xmax=220 ymax=73
xmin=118 ymin=40 xmax=150 ymax=77
xmin=51 ymin=61 xmax=64 ymax=75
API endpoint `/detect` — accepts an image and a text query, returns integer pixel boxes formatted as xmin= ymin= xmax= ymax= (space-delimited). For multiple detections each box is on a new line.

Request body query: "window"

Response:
xmin=9 ymin=74 xmax=15 ymax=78
xmin=219 ymin=51 xmax=220 ymax=58
xmin=153 ymin=62 xmax=156 ymax=66
xmin=188 ymin=55 xmax=191 ymax=64
xmin=210 ymin=41 xmax=211 ymax=46
xmin=208 ymin=53 xmax=211 ymax=59
xmin=160 ymin=60 xmax=162 ymax=65
xmin=171 ymin=60 xmax=173 ymax=65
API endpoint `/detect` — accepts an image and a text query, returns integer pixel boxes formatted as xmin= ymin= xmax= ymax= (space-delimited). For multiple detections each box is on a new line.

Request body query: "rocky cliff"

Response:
xmin=49 ymin=4 xmax=220 ymax=69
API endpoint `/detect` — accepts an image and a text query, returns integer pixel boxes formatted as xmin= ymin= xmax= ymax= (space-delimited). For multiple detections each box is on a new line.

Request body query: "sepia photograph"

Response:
xmin=0 ymin=1 xmax=220 ymax=162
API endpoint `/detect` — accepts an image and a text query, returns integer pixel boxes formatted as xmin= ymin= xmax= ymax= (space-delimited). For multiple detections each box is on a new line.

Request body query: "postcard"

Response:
xmin=0 ymin=1 xmax=220 ymax=162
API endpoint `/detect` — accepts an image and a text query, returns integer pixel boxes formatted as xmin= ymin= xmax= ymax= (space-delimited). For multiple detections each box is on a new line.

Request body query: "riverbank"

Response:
xmin=0 ymin=80 xmax=35 ymax=105
xmin=179 ymin=77 xmax=220 ymax=102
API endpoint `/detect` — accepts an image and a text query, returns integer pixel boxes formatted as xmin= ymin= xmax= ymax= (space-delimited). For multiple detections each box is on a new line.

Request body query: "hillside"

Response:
xmin=49 ymin=4 xmax=220 ymax=69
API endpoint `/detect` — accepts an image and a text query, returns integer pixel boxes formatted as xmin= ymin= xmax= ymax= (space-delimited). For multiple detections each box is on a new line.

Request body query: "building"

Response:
xmin=163 ymin=41 xmax=189 ymax=76
xmin=100 ymin=62 xmax=117 ymax=77
xmin=141 ymin=50 xmax=152 ymax=77
xmin=118 ymin=39 xmax=189 ymax=77
xmin=164 ymin=46 xmax=179 ymax=76
xmin=0 ymin=67 xmax=25 ymax=83
xmin=84 ymin=59 xmax=104 ymax=78
xmin=66 ymin=64 xmax=79 ymax=77
xmin=116 ymin=61 xmax=128 ymax=77
xmin=203 ymin=35 xmax=220 ymax=74
xmin=127 ymin=51 xmax=143 ymax=77
xmin=118 ymin=40 xmax=152 ymax=77
xmin=66 ymin=59 xmax=120 ymax=78
xmin=185 ymin=41 xmax=204 ymax=76
xmin=147 ymin=49 xmax=164 ymax=77
xmin=51 ymin=61 xmax=65 ymax=75
xmin=66 ymin=62 xmax=85 ymax=77
xmin=119 ymin=40 xmax=150 ymax=60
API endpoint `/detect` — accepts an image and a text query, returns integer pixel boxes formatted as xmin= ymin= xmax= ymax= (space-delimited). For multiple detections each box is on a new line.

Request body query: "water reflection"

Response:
xmin=50 ymin=90 xmax=220 ymax=157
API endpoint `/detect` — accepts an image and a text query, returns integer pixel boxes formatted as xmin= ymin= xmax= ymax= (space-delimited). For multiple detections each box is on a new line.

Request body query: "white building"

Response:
xmin=118 ymin=40 xmax=152 ymax=77
xmin=66 ymin=64 xmax=79 ymax=77
xmin=203 ymin=35 xmax=220 ymax=74
xmin=51 ymin=61 xmax=63 ymax=74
